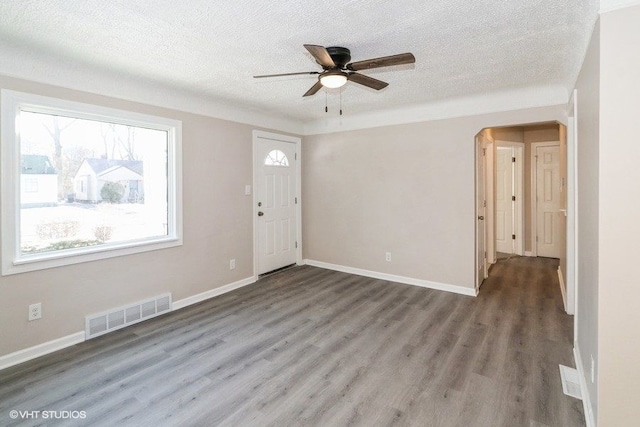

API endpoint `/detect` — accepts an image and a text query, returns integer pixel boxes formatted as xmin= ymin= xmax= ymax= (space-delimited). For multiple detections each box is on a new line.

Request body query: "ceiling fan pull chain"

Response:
xmin=340 ymin=90 xmax=343 ymax=116
xmin=325 ymin=92 xmax=328 ymax=113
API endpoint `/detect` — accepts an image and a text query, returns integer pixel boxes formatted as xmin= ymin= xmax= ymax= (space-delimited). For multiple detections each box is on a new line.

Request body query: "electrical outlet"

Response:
xmin=230 ymin=259 xmax=236 ymax=270
xmin=28 ymin=303 xmax=42 ymax=321
xmin=385 ymin=252 xmax=392 ymax=262
xmin=590 ymin=355 xmax=595 ymax=383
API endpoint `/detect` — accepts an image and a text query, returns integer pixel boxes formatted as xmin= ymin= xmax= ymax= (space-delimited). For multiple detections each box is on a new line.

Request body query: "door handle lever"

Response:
xmin=258 ymin=211 xmax=264 ymax=217
xmin=478 ymin=215 xmax=484 ymax=220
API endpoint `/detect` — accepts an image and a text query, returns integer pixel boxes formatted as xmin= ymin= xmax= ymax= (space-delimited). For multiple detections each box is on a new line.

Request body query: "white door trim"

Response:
xmin=475 ymin=133 xmax=488 ymax=292
xmin=567 ymin=90 xmax=578 ymax=316
xmin=252 ymin=130 xmax=302 ymax=280
xmin=496 ymin=141 xmax=525 ymax=256
xmin=530 ymin=140 xmax=560 ymax=257
xmin=484 ymin=132 xmax=495 ymax=265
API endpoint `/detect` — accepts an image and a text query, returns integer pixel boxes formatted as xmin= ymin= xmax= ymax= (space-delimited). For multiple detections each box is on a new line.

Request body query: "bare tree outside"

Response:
xmin=42 ymin=116 xmax=75 ymax=200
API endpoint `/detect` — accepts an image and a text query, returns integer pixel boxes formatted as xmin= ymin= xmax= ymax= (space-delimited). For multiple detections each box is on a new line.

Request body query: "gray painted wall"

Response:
xmin=302 ymin=107 xmax=566 ymax=291
xmin=598 ymin=5 xmax=640 ymax=424
xmin=0 ymin=75 xmax=273 ymax=356
xmin=575 ymin=16 xmax=600 ymax=424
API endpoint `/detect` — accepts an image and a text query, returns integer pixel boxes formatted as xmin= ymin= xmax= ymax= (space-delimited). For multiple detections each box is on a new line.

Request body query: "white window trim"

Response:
xmin=1 ymin=89 xmax=183 ymax=275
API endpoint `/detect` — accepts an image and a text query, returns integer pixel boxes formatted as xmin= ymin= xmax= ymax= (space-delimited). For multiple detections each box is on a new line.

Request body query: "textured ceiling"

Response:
xmin=0 ymin=0 xmax=599 ymax=125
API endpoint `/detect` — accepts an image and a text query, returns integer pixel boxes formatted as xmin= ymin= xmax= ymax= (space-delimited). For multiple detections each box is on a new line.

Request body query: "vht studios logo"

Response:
xmin=9 ymin=410 xmax=87 ymax=419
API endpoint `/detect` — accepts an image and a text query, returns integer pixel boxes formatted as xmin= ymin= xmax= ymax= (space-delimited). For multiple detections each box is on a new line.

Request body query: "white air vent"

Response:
xmin=85 ymin=293 xmax=172 ymax=339
xmin=559 ymin=364 xmax=582 ymax=400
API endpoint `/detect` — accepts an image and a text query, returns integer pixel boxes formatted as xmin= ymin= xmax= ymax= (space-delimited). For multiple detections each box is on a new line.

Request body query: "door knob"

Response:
xmin=478 ymin=215 xmax=484 ymax=220
xmin=258 ymin=211 xmax=264 ymax=216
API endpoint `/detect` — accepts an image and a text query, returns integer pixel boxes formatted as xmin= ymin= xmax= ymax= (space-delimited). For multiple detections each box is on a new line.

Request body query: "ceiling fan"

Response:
xmin=254 ymin=44 xmax=415 ymax=97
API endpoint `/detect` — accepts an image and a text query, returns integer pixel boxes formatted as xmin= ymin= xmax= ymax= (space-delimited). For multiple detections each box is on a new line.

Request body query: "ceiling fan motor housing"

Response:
xmin=325 ymin=46 xmax=351 ymax=69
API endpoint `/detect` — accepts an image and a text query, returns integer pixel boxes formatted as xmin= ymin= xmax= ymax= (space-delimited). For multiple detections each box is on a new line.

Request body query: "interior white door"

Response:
xmin=535 ymin=144 xmax=562 ymax=258
xmin=476 ymin=136 xmax=487 ymax=290
xmin=257 ymin=138 xmax=297 ymax=274
xmin=496 ymin=146 xmax=514 ymax=254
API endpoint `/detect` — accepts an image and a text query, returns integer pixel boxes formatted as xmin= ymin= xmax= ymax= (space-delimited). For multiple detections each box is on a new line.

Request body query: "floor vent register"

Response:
xmin=85 ymin=293 xmax=172 ymax=339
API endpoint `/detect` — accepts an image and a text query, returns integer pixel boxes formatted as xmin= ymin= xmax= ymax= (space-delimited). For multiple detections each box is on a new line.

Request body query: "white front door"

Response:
xmin=476 ymin=135 xmax=487 ymax=291
xmin=256 ymin=137 xmax=297 ymax=274
xmin=535 ymin=144 xmax=562 ymax=258
xmin=496 ymin=146 xmax=514 ymax=254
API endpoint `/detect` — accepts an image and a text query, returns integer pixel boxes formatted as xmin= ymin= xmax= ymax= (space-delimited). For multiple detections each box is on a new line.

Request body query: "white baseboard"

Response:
xmin=0 ymin=331 xmax=85 ymax=371
xmin=574 ymin=344 xmax=596 ymax=427
xmin=524 ymin=251 xmax=534 ymax=257
xmin=0 ymin=276 xmax=256 ymax=372
xmin=304 ymin=259 xmax=477 ymax=297
xmin=558 ymin=267 xmax=567 ymax=312
xmin=172 ymin=276 xmax=255 ymax=310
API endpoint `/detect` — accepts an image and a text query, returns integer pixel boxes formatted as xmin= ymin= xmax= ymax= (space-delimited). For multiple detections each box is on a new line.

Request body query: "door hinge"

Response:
xmin=295 ymin=153 xmax=297 ymax=160
xmin=512 ymin=195 xmax=516 ymax=201
xmin=483 ymin=200 xmax=486 ymax=207
xmin=512 ymin=157 xmax=516 ymax=163
xmin=295 ymin=197 xmax=298 ymax=204
xmin=482 ymin=148 xmax=486 ymax=156
xmin=295 ymin=241 xmax=298 ymax=249
xmin=512 ymin=234 xmax=516 ymax=240
xmin=536 ymin=236 xmax=539 ymax=242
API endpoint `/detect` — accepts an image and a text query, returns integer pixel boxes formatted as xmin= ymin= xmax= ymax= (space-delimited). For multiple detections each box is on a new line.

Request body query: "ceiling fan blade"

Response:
xmin=347 ymin=52 xmax=415 ymax=71
xmin=304 ymin=44 xmax=336 ymax=68
xmin=254 ymin=71 xmax=320 ymax=78
xmin=348 ymin=73 xmax=389 ymax=90
xmin=303 ymin=80 xmax=324 ymax=97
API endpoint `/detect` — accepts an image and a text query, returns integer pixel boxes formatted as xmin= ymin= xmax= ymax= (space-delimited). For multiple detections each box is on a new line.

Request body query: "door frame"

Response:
xmin=495 ymin=142 xmax=525 ymax=256
xmin=475 ymin=133 xmax=488 ymax=293
xmin=252 ymin=130 xmax=302 ymax=280
xmin=530 ymin=140 xmax=561 ymax=257
xmin=567 ymin=91 xmax=578 ymax=315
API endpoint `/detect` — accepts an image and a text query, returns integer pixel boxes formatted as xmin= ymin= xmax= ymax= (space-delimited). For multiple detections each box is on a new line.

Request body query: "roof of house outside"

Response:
xmin=21 ymin=155 xmax=56 ymax=174
xmin=84 ymin=158 xmax=143 ymax=176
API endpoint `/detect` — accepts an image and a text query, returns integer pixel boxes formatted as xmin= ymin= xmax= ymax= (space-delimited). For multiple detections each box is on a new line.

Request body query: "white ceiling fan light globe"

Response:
xmin=320 ymin=73 xmax=348 ymax=88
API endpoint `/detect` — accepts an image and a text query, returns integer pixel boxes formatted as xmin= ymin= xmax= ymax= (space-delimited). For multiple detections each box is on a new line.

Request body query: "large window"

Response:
xmin=1 ymin=90 xmax=182 ymax=275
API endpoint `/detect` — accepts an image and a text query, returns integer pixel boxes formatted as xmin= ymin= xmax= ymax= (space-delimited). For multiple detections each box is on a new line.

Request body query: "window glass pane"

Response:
xmin=19 ymin=111 xmax=169 ymax=255
xmin=264 ymin=149 xmax=289 ymax=167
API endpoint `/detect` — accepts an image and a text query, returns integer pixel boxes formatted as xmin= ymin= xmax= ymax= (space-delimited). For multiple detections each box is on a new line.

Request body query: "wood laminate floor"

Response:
xmin=0 ymin=256 xmax=584 ymax=426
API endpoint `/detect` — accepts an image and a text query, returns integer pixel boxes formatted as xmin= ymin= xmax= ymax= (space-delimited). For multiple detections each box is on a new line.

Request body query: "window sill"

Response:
xmin=3 ymin=237 xmax=182 ymax=276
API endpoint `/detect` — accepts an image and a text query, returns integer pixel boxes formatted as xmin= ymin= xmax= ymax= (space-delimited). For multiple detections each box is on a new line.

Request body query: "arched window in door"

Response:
xmin=264 ymin=149 xmax=289 ymax=167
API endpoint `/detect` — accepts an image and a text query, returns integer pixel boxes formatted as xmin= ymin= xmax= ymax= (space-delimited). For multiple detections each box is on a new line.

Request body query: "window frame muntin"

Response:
xmin=1 ymin=89 xmax=183 ymax=276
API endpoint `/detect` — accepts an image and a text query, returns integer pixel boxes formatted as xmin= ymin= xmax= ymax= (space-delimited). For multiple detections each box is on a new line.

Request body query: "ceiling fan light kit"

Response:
xmin=320 ymin=70 xmax=348 ymax=88
xmin=254 ymin=44 xmax=415 ymax=101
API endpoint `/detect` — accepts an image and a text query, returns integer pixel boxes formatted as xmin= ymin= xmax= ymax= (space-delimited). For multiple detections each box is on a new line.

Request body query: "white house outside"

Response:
xmin=74 ymin=158 xmax=144 ymax=203
xmin=20 ymin=154 xmax=58 ymax=207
